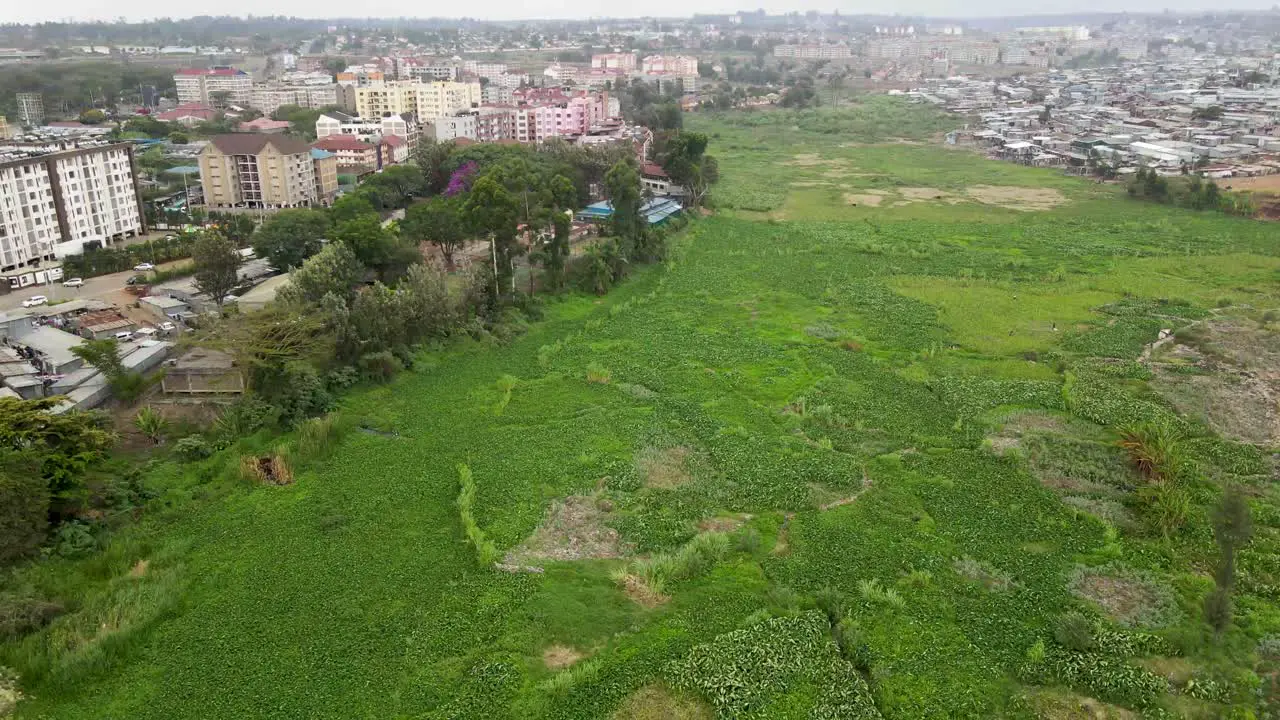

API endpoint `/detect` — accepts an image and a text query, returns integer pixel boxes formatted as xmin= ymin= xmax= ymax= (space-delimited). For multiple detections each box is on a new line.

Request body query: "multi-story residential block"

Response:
xmin=773 ymin=44 xmax=853 ymax=59
xmin=174 ymin=67 xmax=253 ymax=106
xmin=0 ymin=140 xmax=146 ymax=270
xmin=641 ymin=55 xmax=698 ymax=75
xmin=249 ymin=84 xmax=341 ymax=115
xmin=462 ymin=61 xmax=507 ymax=79
xmin=15 ymin=93 xmax=43 ymax=127
xmin=0 ymin=116 xmax=12 ymax=140
xmin=482 ymin=85 xmax=515 ymax=105
xmin=471 ymin=107 xmax=516 ymax=142
xmin=315 ymin=111 xmax=420 ymax=151
xmin=408 ymin=64 xmax=458 ymax=82
xmin=309 ymin=149 xmax=338 ymax=206
xmin=353 ymin=81 xmax=481 ymax=120
xmin=426 ymin=115 xmax=477 ymax=142
xmin=591 ymin=53 xmax=637 ymax=71
xmin=507 ymin=89 xmax=618 ymax=143
xmin=197 ymin=134 xmax=318 ymax=211
xmin=336 ymin=69 xmax=385 ymax=86
xmin=310 ymin=134 xmax=384 ymax=171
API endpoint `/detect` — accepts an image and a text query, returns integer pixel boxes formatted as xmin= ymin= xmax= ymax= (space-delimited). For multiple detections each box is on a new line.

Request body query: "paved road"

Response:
xmin=0 ymin=259 xmax=190 ymax=313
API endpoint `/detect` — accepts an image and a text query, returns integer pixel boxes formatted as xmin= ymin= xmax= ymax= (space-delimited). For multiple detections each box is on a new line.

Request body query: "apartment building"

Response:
xmin=471 ymin=107 xmax=516 ymax=142
xmin=462 ymin=61 xmax=507 ymax=79
xmin=353 ymin=81 xmax=482 ymax=120
xmin=591 ymin=53 xmax=637 ymax=71
xmin=773 ymin=44 xmax=853 ymax=59
xmin=0 ymin=140 xmax=146 ymax=272
xmin=483 ymin=85 xmax=515 ymax=105
xmin=640 ymin=55 xmax=698 ymax=75
xmin=310 ymin=149 xmax=339 ymax=206
xmin=198 ymin=134 xmax=318 ymax=210
xmin=15 ymin=93 xmax=43 ymax=127
xmin=310 ymin=135 xmax=385 ymax=171
xmin=408 ymin=64 xmax=458 ymax=81
xmin=250 ymin=84 xmax=341 ymax=115
xmin=174 ymin=67 xmax=253 ymax=106
xmin=315 ymin=111 xmax=420 ymax=151
xmin=426 ymin=115 xmax=477 ymax=142
xmin=336 ymin=70 xmax=385 ymax=86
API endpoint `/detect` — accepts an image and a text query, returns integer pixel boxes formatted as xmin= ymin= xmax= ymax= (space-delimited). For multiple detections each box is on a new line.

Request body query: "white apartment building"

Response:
xmin=250 ymin=84 xmax=341 ymax=115
xmin=408 ymin=65 xmax=458 ymax=81
xmin=315 ymin=111 xmax=420 ymax=150
xmin=772 ymin=44 xmax=853 ymax=60
xmin=427 ymin=115 xmax=477 ymax=142
xmin=462 ymin=61 xmax=508 ymax=79
xmin=591 ymin=53 xmax=637 ymax=71
xmin=353 ymin=81 xmax=481 ymax=120
xmin=641 ymin=55 xmax=698 ymax=75
xmin=0 ymin=141 xmax=145 ymax=273
xmin=174 ymin=67 xmax=253 ymax=106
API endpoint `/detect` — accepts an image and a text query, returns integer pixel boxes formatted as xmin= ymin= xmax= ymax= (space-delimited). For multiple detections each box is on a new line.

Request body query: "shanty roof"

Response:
xmin=209 ymin=133 xmax=311 ymax=156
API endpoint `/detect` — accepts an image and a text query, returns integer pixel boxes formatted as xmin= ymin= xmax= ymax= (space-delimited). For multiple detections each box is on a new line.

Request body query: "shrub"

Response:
xmin=1117 ymin=419 xmax=1186 ymax=484
xmin=358 ymin=351 xmax=402 ymax=383
xmin=297 ymin=414 xmax=344 ymax=461
xmin=0 ymin=591 xmax=64 ymax=640
xmin=1053 ymin=612 xmax=1095 ymax=652
xmin=1138 ymin=483 xmax=1192 ymax=537
xmin=857 ymin=578 xmax=905 ymax=609
xmin=1204 ymin=587 xmax=1232 ymax=634
xmin=814 ymin=586 xmax=847 ymax=623
xmin=0 ymin=468 xmax=49 ymax=567
xmin=134 ymin=406 xmax=168 ymax=444
xmin=1022 ymin=648 xmax=1168 ymax=708
xmin=173 ymin=435 xmax=213 ymax=462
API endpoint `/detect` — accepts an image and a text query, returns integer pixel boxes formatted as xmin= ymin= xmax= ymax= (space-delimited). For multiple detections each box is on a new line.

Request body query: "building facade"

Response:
xmin=310 ymin=149 xmax=339 ymax=205
xmin=198 ymin=134 xmax=318 ymax=210
xmin=250 ymin=84 xmax=341 ymax=115
xmin=310 ymin=135 xmax=384 ymax=171
xmin=640 ymin=55 xmax=698 ymax=75
xmin=353 ymin=81 xmax=481 ymax=120
xmin=591 ymin=53 xmax=637 ymax=71
xmin=0 ymin=140 xmax=146 ymax=269
xmin=15 ymin=93 xmax=43 ymax=127
xmin=772 ymin=44 xmax=853 ymax=59
xmin=315 ymin=111 xmax=420 ymax=151
xmin=174 ymin=68 xmax=253 ymax=106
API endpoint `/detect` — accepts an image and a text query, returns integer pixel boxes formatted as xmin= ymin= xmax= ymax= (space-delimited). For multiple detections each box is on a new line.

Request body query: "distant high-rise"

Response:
xmin=140 ymin=85 xmax=160 ymax=108
xmin=15 ymin=93 xmax=44 ymax=127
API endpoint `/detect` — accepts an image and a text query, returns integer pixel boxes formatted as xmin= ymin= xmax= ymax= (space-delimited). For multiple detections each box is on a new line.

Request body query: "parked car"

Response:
xmin=62 ymin=277 xmax=84 ymax=288
xmin=134 ymin=327 xmax=158 ymax=339
xmin=21 ymin=295 xmax=47 ymax=308
xmin=133 ymin=263 xmax=155 ymax=272
xmin=158 ymin=321 xmax=177 ymax=333
xmin=114 ymin=331 xmax=134 ymax=342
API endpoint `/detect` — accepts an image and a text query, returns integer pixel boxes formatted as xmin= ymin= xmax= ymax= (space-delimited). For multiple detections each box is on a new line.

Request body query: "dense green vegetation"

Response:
xmin=4 ymin=96 xmax=1280 ymax=718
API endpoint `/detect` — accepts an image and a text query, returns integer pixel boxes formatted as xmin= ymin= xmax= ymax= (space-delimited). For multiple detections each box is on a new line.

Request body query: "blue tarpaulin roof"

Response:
xmin=578 ymin=196 xmax=682 ymax=225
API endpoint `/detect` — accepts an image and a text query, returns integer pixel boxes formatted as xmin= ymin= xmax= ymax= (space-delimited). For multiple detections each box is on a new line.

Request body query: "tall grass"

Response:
xmin=295 ymin=413 xmax=347 ymax=462
xmin=1117 ymin=419 xmax=1187 ymax=484
xmin=456 ymin=464 xmax=499 ymax=565
xmin=614 ymin=532 xmax=730 ymax=597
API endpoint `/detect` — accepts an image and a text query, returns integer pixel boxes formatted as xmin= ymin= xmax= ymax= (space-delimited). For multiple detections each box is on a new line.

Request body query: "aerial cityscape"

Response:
xmin=0 ymin=6 xmax=1279 ymax=719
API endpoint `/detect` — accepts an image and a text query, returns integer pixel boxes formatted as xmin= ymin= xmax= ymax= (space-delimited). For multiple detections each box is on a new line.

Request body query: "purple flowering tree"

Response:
xmin=444 ymin=162 xmax=479 ymax=197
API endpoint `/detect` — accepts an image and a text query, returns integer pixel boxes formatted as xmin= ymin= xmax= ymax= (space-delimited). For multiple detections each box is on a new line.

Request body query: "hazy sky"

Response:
xmin=8 ymin=0 xmax=1274 ymax=25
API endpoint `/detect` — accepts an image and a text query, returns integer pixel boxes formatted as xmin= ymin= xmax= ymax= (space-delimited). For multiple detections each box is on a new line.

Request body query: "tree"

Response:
xmin=605 ymin=160 xmax=647 ymax=260
xmin=328 ymin=194 xmax=378 ymax=224
xmin=168 ymin=131 xmax=188 ymax=144
xmin=361 ymin=164 xmax=426 ymax=209
xmin=277 ymin=241 xmax=364 ymax=305
xmin=464 ymin=175 xmax=521 ymax=299
xmin=331 ymin=215 xmax=418 ymax=282
xmin=77 ymin=109 xmax=107 ymax=125
xmin=403 ymin=196 xmax=468 ymax=268
xmin=1207 ymin=485 xmax=1253 ymax=634
xmin=192 ymin=229 xmax=241 ymax=306
xmin=0 ymin=451 xmax=48 ymax=567
xmin=414 ymin=139 xmax=456 ymax=195
xmin=209 ymin=90 xmax=233 ymax=108
xmin=71 ymin=339 xmax=147 ymax=403
xmin=0 ymin=397 xmax=114 ymax=517
xmin=252 ymin=208 xmax=329 ymax=270
xmin=662 ymin=132 xmax=717 ymax=207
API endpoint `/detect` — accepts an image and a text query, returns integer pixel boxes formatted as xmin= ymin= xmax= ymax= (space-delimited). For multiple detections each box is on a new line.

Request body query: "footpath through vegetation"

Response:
xmin=5 ymin=96 xmax=1280 ymax=719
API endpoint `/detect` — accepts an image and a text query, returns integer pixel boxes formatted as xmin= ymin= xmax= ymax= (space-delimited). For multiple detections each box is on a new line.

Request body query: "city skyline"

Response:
xmin=9 ymin=1 xmax=1280 ymax=25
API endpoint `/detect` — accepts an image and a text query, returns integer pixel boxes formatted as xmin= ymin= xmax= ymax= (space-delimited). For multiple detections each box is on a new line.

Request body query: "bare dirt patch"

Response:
xmin=542 ymin=644 xmax=586 ymax=670
xmin=1027 ymin=688 xmax=1137 ymax=720
xmin=612 ymin=684 xmax=713 ymax=720
xmin=986 ymin=411 xmax=1070 ymax=454
xmin=1222 ymin=174 xmax=1280 ymax=193
xmin=698 ymin=514 xmax=751 ymax=533
xmin=129 ymin=559 xmax=150 ymax=578
xmin=790 ymin=180 xmax=834 ymax=187
xmin=900 ymin=187 xmax=954 ymax=201
xmin=0 ymin=668 xmax=23 ymax=718
xmin=786 ymin=153 xmax=825 ymax=166
xmin=636 ymin=446 xmax=694 ymax=489
xmin=1069 ymin=565 xmax=1177 ymax=628
xmin=772 ymin=512 xmax=794 ymax=556
xmin=843 ymin=193 xmax=885 ymax=207
xmin=1153 ymin=317 xmax=1280 ymax=445
xmin=964 ymin=185 xmax=1067 ymax=211
xmin=504 ymin=495 xmax=629 ymax=568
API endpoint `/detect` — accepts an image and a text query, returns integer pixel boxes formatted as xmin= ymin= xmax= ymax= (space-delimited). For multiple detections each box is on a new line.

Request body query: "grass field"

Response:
xmin=6 ymin=96 xmax=1280 ymax=719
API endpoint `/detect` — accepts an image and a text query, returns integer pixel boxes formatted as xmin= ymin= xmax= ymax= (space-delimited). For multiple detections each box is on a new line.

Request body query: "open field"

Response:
xmin=6 ymin=97 xmax=1280 ymax=718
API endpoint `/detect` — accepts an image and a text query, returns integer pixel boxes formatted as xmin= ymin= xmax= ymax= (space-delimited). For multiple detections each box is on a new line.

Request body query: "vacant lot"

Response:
xmin=7 ymin=98 xmax=1280 ymax=719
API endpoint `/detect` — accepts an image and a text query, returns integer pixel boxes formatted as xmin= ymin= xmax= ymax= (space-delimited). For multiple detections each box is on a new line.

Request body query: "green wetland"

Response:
xmin=7 ymin=97 xmax=1280 ymax=719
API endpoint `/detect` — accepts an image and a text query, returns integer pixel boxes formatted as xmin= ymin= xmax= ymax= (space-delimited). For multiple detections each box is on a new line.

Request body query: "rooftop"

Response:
xmin=209 ymin=133 xmax=312 ymax=156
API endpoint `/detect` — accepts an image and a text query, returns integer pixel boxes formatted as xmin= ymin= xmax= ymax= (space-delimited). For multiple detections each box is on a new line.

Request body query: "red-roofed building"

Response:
xmin=155 ymin=104 xmax=218 ymax=127
xmin=312 ymin=135 xmax=382 ymax=170
xmin=381 ymin=134 xmax=408 ymax=164
xmin=174 ymin=67 xmax=252 ymax=106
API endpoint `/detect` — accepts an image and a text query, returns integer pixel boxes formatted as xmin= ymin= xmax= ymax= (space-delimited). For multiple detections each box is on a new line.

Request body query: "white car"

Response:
xmin=158 ymin=321 xmax=177 ymax=333
xmin=133 ymin=263 xmax=155 ymax=272
xmin=62 ymin=277 xmax=84 ymax=288
xmin=21 ymin=295 xmax=48 ymax=308
xmin=114 ymin=331 xmax=134 ymax=342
